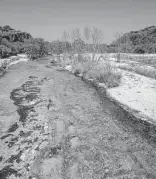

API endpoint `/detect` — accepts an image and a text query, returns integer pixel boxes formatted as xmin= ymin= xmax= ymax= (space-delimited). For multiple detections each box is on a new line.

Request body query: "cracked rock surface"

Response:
xmin=1 ymin=60 xmax=156 ymax=178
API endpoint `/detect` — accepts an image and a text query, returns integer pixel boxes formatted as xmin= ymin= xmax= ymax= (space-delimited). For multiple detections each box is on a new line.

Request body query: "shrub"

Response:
xmin=118 ymin=65 xmax=133 ymax=71
xmin=134 ymin=66 xmax=156 ymax=79
xmin=82 ymin=60 xmax=98 ymax=76
xmin=0 ymin=65 xmax=6 ymax=77
xmin=50 ymin=58 xmax=58 ymax=65
xmin=66 ymin=54 xmax=122 ymax=88
xmin=72 ymin=63 xmax=84 ymax=75
xmin=88 ymin=64 xmax=122 ymax=88
xmin=71 ymin=58 xmax=98 ymax=76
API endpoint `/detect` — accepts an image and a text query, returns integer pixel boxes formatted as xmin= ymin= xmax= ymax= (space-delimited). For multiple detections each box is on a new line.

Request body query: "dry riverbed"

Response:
xmin=1 ymin=60 xmax=156 ymax=178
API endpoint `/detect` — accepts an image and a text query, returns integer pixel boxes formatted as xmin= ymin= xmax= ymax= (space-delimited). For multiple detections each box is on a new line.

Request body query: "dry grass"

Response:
xmin=87 ymin=64 xmax=122 ymax=88
xmin=134 ymin=66 xmax=156 ymax=79
xmin=70 ymin=55 xmax=122 ymax=88
xmin=128 ymin=56 xmax=156 ymax=67
xmin=118 ymin=65 xmax=133 ymax=72
xmin=117 ymin=53 xmax=156 ymax=67
xmin=119 ymin=64 xmax=156 ymax=79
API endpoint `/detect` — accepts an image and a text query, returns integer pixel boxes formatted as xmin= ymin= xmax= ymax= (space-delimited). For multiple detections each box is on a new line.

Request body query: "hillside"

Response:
xmin=0 ymin=25 xmax=33 ymax=58
xmin=110 ymin=26 xmax=156 ymax=53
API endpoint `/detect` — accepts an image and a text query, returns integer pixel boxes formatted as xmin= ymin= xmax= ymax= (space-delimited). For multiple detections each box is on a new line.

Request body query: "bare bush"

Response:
xmin=87 ymin=64 xmax=121 ymax=88
xmin=83 ymin=27 xmax=104 ymax=60
xmin=71 ymin=57 xmax=121 ymax=88
xmin=119 ymin=64 xmax=156 ymax=79
xmin=134 ymin=66 xmax=156 ymax=79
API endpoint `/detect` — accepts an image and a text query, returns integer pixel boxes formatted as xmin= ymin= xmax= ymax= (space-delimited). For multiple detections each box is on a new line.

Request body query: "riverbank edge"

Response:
xmin=0 ymin=54 xmax=29 ymax=77
xmin=62 ymin=67 xmax=156 ymax=129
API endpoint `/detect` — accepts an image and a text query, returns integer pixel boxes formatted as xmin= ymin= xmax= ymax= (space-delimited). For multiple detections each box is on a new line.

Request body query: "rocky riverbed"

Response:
xmin=1 ymin=60 xmax=156 ymax=179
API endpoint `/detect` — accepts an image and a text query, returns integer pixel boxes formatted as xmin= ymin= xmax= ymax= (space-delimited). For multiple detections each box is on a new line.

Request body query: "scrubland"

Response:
xmin=52 ymin=52 xmax=156 ymax=123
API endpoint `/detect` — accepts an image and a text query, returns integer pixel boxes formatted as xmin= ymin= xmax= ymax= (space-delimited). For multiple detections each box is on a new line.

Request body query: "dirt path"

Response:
xmin=1 ymin=60 xmax=156 ymax=179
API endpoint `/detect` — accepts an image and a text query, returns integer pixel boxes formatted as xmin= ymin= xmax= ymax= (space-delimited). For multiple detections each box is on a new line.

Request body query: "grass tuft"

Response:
xmin=87 ymin=64 xmax=122 ymax=88
xmin=70 ymin=56 xmax=122 ymax=88
xmin=134 ymin=66 xmax=156 ymax=79
xmin=119 ymin=64 xmax=156 ymax=79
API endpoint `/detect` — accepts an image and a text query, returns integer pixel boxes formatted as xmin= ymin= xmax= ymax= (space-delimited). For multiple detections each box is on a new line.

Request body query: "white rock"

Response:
xmin=20 ymin=152 xmax=26 ymax=161
xmin=98 ymin=83 xmax=107 ymax=88
xmin=65 ymin=65 xmax=72 ymax=72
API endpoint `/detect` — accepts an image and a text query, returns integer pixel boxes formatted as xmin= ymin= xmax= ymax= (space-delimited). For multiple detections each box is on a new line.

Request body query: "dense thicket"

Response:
xmin=0 ymin=25 xmax=33 ymax=58
xmin=110 ymin=26 xmax=156 ymax=53
xmin=0 ymin=25 xmax=50 ymax=59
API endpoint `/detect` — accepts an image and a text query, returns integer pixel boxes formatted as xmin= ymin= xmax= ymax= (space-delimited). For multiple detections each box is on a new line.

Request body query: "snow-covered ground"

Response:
xmin=70 ymin=53 xmax=156 ymax=124
xmin=0 ymin=54 xmax=29 ymax=68
xmin=9 ymin=58 xmax=28 ymax=65
xmin=104 ymin=54 xmax=156 ymax=124
xmin=107 ymin=70 xmax=156 ymax=123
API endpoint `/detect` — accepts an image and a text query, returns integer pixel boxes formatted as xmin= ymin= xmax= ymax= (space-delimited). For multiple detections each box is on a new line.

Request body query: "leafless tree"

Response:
xmin=83 ymin=27 xmax=91 ymax=43
xmin=83 ymin=27 xmax=104 ymax=60
xmin=62 ymin=27 xmax=104 ymax=61
xmin=67 ymin=28 xmax=83 ymax=57
xmin=114 ymin=32 xmax=123 ymax=62
xmin=91 ymin=27 xmax=104 ymax=60
xmin=62 ymin=30 xmax=68 ymax=54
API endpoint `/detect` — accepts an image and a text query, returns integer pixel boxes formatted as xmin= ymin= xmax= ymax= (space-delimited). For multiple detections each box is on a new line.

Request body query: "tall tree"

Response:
xmin=83 ymin=27 xmax=104 ymax=60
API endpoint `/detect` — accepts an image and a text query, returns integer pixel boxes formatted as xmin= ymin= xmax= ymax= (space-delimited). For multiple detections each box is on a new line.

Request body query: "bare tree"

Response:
xmin=83 ymin=27 xmax=91 ymax=42
xmin=114 ymin=32 xmax=123 ymax=62
xmin=62 ymin=30 xmax=68 ymax=53
xmin=83 ymin=27 xmax=104 ymax=60
xmin=67 ymin=28 xmax=83 ymax=57
xmin=62 ymin=27 xmax=104 ymax=61
xmin=91 ymin=27 xmax=104 ymax=60
xmin=71 ymin=28 xmax=81 ymax=41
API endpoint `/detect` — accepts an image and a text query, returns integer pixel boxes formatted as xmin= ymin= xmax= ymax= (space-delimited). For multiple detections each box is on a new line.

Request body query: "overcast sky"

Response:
xmin=0 ymin=0 xmax=156 ymax=44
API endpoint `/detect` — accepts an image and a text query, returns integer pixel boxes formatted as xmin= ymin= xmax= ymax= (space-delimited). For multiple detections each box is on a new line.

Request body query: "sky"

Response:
xmin=0 ymin=0 xmax=156 ymax=44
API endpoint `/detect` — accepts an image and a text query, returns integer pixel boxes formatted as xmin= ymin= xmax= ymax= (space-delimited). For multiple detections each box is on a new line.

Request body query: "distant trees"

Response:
xmin=85 ymin=27 xmax=104 ymax=60
xmin=133 ymin=46 xmax=145 ymax=54
xmin=0 ymin=25 xmax=34 ymax=59
xmin=72 ymin=39 xmax=86 ymax=54
xmin=113 ymin=33 xmax=123 ymax=62
xmin=62 ymin=30 xmax=69 ymax=54
xmin=1 ymin=25 xmax=156 ymax=60
xmin=37 ymin=38 xmax=48 ymax=57
xmin=61 ymin=27 xmax=105 ymax=60
xmin=64 ymin=28 xmax=83 ymax=56
xmin=25 ymin=38 xmax=49 ymax=59
xmin=0 ymin=45 xmax=12 ymax=58
xmin=111 ymin=26 xmax=156 ymax=54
